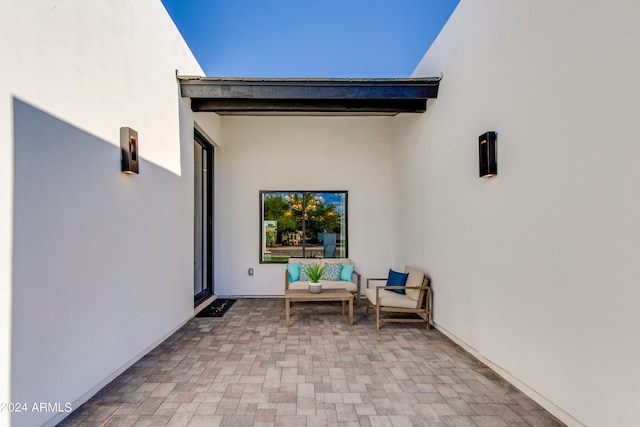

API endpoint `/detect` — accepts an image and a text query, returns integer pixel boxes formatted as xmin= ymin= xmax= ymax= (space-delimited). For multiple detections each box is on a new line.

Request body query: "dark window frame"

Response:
xmin=259 ymin=190 xmax=348 ymax=264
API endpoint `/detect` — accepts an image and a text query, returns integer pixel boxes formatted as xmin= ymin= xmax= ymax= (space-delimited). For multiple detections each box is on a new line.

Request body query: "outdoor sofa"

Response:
xmin=285 ymin=257 xmax=362 ymax=306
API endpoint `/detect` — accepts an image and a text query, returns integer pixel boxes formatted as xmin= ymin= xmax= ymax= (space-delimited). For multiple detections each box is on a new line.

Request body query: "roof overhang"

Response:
xmin=178 ymin=77 xmax=440 ymax=115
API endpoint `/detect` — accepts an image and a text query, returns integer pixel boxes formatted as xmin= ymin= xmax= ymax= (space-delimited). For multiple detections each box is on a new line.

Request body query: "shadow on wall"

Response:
xmin=10 ymin=97 xmax=191 ymax=427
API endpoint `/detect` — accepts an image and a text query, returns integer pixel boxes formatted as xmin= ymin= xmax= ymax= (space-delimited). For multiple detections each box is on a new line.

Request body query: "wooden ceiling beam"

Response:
xmin=190 ymin=98 xmax=428 ymax=114
xmin=179 ymin=77 xmax=440 ymax=115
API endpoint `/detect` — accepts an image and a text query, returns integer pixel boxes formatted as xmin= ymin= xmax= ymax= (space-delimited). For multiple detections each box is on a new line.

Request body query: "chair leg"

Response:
xmin=376 ymin=304 xmax=380 ymax=330
xmin=425 ymin=289 xmax=431 ymax=329
xmin=425 ymin=307 xmax=430 ymax=329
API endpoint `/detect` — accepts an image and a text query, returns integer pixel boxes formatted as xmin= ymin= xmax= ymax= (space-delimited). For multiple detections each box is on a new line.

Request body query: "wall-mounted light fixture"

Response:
xmin=120 ymin=127 xmax=139 ymax=174
xmin=479 ymin=131 xmax=497 ymax=177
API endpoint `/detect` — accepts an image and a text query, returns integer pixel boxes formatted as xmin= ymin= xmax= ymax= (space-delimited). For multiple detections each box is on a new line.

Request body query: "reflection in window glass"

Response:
xmin=260 ymin=191 xmax=347 ymax=263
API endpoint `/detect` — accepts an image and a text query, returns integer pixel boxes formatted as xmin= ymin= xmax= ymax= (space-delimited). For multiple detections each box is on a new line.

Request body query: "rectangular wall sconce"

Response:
xmin=479 ymin=131 xmax=497 ymax=177
xmin=120 ymin=127 xmax=139 ymax=174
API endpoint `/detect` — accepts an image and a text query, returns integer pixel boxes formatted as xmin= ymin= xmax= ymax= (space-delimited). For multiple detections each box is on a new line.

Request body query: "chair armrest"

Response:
xmin=353 ymin=270 xmax=361 ymax=297
xmin=375 ymin=285 xmax=428 ymax=291
xmin=366 ymin=277 xmax=388 ymax=288
xmin=372 ymin=273 xmax=430 ymax=292
xmin=352 ymin=270 xmax=361 ymax=284
xmin=284 ymin=269 xmax=290 ymax=290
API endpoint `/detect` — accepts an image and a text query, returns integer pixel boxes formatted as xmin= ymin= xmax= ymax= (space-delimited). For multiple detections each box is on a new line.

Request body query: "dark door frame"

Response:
xmin=194 ymin=128 xmax=214 ymax=305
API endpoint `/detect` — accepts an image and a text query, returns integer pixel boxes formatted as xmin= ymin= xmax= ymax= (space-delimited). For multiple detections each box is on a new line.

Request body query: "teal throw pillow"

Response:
xmin=286 ymin=263 xmax=301 ymax=282
xmin=322 ymin=263 xmax=342 ymax=281
xmin=340 ymin=264 xmax=355 ymax=281
xmin=387 ymin=269 xmax=408 ymax=294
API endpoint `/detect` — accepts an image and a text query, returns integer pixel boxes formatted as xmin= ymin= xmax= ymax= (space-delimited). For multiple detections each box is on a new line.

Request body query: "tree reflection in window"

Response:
xmin=260 ymin=191 xmax=347 ymax=263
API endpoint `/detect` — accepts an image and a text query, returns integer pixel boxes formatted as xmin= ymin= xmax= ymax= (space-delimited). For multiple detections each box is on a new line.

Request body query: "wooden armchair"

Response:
xmin=365 ymin=266 xmax=431 ymax=329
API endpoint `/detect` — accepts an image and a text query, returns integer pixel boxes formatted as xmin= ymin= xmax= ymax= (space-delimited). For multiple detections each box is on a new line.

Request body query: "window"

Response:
xmin=260 ymin=191 xmax=348 ymax=263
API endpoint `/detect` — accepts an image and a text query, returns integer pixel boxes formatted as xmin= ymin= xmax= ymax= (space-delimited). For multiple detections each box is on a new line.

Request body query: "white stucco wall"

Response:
xmin=216 ymin=116 xmax=396 ymax=297
xmin=395 ymin=1 xmax=640 ymax=426
xmin=0 ymin=1 xmax=220 ymax=426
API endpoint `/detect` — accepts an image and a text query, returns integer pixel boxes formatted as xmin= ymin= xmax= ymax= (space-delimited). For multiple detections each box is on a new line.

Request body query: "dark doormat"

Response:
xmin=196 ymin=298 xmax=237 ymax=318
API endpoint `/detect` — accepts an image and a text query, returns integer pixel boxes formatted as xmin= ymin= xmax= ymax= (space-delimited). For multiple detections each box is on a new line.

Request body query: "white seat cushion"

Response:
xmin=289 ymin=280 xmax=357 ymax=292
xmin=365 ymin=288 xmax=418 ymax=309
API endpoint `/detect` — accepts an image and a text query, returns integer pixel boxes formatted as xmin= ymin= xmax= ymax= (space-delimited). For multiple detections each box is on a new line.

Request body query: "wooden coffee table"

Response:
xmin=284 ymin=289 xmax=354 ymax=326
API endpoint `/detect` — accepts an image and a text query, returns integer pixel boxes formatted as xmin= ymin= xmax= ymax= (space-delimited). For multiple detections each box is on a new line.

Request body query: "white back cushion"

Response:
xmin=404 ymin=265 xmax=424 ymax=301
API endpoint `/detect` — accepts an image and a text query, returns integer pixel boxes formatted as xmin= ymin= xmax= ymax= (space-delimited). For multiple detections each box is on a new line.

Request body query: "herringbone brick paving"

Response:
xmin=59 ymin=298 xmax=564 ymax=426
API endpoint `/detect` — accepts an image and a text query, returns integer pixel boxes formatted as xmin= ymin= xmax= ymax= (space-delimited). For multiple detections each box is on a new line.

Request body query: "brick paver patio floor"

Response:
xmin=60 ymin=298 xmax=564 ymax=426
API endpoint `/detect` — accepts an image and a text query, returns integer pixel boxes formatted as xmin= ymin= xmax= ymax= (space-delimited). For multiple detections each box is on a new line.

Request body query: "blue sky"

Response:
xmin=160 ymin=0 xmax=459 ymax=78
